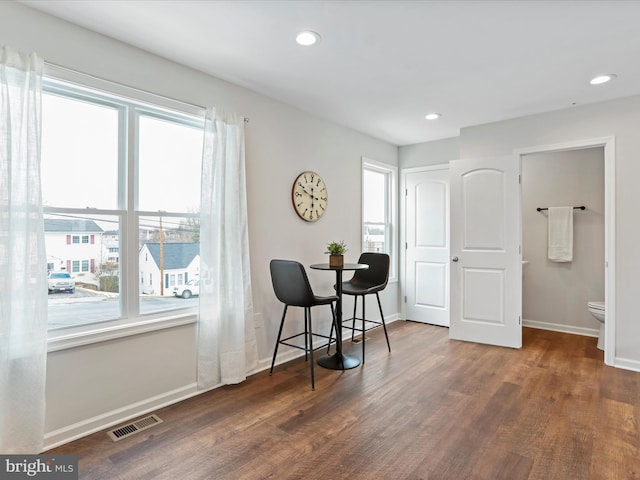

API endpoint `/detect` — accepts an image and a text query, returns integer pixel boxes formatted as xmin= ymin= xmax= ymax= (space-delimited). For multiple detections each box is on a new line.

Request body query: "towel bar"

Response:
xmin=536 ymin=206 xmax=585 ymax=212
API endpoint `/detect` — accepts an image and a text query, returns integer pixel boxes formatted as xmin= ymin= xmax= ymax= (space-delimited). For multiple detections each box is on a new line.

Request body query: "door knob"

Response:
xmin=452 ymin=256 xmax=459 ymax=262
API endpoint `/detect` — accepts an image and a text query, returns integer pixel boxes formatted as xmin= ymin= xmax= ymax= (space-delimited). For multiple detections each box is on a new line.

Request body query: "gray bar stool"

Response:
xmin=330 ymin=252 xmax=390 ymax=363
xmin=269 ymin=259 xmax=338 ymax=390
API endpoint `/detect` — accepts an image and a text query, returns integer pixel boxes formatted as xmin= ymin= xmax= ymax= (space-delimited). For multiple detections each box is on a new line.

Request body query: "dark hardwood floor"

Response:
xmin=47 ymin=322 xmax=640 ymax=479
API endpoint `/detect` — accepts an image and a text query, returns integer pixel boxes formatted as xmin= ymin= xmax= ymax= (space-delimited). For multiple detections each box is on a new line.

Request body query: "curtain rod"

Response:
xmin=44 ymin=61 xmax=249 ymax=123
xmin=536 ymin=206 xmax=586 ymax=212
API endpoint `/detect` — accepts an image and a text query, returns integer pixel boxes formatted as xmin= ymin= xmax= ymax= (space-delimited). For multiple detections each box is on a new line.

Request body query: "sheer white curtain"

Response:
xmin=0 ymin=46 xmax=47 ymax=453
xmin=198 ymin=107 xmax=258 ymax=388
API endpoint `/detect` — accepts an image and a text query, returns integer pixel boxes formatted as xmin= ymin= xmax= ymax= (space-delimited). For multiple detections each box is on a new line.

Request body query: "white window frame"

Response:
xmin=361 ymin=157 xmax=398 ymax=282
xmin=44 ymin=65 xmax=206 ymax=351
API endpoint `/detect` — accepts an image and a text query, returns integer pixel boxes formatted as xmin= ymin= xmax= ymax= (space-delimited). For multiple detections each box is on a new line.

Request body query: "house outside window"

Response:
xmin=42 ymin=68 xmax=204 ymax=334
xmin=362 ymin=157 xmax=397 ymax=281
xmin=46 ymin=219 xmax=104 ymax=276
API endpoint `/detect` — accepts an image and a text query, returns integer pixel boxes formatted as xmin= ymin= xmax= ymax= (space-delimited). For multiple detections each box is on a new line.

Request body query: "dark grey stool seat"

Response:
xmin=269 ymin=259 xmax=338 ymax=390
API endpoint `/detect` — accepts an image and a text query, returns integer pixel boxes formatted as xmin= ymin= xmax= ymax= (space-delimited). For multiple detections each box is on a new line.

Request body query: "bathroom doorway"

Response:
xmin=517 ymin=137 xmax=615 ymax=365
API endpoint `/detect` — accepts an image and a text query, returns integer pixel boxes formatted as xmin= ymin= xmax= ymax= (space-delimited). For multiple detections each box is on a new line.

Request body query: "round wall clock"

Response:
xmin=291 ymin=171 xmax=328 ymax=222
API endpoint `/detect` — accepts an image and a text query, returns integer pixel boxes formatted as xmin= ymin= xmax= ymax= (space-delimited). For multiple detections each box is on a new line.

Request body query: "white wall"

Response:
xmin=521 ymin=148 xmax=605 ymax=335
xmin=399 ymin=136 xmax=459 ymax=169
xmin=0 ymin=2 xmax=400 ymax=449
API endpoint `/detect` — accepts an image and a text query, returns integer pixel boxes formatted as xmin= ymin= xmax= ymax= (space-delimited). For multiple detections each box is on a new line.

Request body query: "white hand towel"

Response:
xmin=548 ymin=206 xmax=573 ymax=262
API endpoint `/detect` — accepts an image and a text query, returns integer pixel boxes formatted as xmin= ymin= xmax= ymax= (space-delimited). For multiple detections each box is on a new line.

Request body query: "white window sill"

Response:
xmin=47 ymin=313 xmax=198 ymax=352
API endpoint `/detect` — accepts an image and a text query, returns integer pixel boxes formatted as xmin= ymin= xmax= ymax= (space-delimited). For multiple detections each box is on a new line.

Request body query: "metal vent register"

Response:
xmin=107 ymin=414 xmax=163 ymax=441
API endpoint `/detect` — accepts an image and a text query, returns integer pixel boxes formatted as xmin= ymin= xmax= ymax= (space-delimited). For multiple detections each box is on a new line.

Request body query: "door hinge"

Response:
xmin=518 ymin=174 xmax=521 ymax=184
xmin=404 ymin=296 xmax=407 ymax=303
xmin=405 ymin=242 xmax=408 ymax=250
xmin=519 ymin=315 xmax=521 ymax=325
xmin=405 ymin=188 xmax=408 ymax=196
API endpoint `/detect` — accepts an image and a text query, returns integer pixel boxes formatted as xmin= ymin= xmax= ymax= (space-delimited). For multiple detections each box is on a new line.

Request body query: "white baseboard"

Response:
xmin=613 ymin=356 xmax=640 ymax=373
xmin=43 ymin=383 xmax=200 ymax=451
xmin=523 ymin=319 xmax=599 ymax=338
xmin=44 ymin=315 xmax=403 ymax=451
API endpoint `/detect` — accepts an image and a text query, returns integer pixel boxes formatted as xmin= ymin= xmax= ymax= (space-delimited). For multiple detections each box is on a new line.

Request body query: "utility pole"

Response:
xmin=159 ymin=216 xmax=164 ymax=296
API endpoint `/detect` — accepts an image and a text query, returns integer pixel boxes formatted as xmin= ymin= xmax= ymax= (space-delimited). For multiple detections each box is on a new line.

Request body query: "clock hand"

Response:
xmin=309 ymin=186 xmax=320 ymax=201
xmin=304 ymin=189 xmax=321 ymax=202
xmin=298 ymin=183 xmax=314 ymax=198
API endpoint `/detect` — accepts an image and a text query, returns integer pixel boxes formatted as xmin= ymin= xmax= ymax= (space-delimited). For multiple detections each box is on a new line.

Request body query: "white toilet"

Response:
xmin=587 ymin=301 xmax=605 ymax=350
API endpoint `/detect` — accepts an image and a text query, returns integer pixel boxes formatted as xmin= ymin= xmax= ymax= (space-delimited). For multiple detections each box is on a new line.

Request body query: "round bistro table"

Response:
xmin=310 ymin=262 xmax=369 ymax=370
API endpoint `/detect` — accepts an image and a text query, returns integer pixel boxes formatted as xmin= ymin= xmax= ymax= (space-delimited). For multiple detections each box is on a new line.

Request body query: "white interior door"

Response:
xmin=449 ymin=155 xmax=522 ymax=348
xmin=404 ymin=167 xmax=450 ymax=326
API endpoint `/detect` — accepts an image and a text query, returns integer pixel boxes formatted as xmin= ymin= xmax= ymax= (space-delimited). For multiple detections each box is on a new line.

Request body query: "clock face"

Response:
xmin=291 ymin=171 xmax=328 ymax=222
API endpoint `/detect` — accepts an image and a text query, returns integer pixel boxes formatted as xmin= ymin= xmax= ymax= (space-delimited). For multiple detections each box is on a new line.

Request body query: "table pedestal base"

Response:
xmin=317 ymin=353 xmax=361 ymax=370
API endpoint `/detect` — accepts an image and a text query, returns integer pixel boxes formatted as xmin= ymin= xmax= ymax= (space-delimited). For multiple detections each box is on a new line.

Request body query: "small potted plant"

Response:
xmin=325 ymin=240 xmax=348 ymax=267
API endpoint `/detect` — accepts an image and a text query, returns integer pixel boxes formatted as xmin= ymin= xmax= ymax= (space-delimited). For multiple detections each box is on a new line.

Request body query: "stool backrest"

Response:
xmin=270 ymin=259 xmax=316 ymax=307
xmin=351 ymin=252 xmax=390 ymax=290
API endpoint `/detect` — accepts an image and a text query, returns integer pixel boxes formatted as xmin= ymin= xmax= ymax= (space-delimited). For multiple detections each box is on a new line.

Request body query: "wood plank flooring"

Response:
xmin=47 ymin=322 xmax=640 ymax=479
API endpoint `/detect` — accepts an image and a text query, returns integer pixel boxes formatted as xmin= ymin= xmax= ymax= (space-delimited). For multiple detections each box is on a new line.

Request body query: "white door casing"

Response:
xmin=449 ymin=155 xmax=522 ymax=348
xmin=404 ymin=167 xmax=450 ymax=326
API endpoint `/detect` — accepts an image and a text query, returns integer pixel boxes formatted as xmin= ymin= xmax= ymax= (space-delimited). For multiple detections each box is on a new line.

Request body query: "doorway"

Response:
xmin=402 ymin=165 xmax=450 ymax=327
xmin=521 ymin=148 xmax=604 ymax=339
xmin=516 ymin=137 xmax=615 ymax=365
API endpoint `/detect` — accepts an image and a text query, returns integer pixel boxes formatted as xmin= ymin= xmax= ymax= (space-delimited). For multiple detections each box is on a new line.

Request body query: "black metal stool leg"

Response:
xmin=307 ymin=307 xmax=315 ymax=390
xmin=327 ymin=303 xmax=338 ymax=354
xmin=304 ymin=309 xmax=309 ymax=361
xmin=270 ymin=305 xmax=288 ymax=375
xmin=361 ymin=294 xmax=366 ymax=363
xmin=351 ymin=296 xmax=358 ymax=341
xmin=376 ymin=292 xmax=391 ymax=352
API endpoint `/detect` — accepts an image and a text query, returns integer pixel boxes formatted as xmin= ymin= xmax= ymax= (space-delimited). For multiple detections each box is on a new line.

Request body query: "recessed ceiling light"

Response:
xmin=425 ymin=113 xmax=441 ymax=120
xmin=296 ymin=31 xmax=321 ymax=46
xmin=590 ymin=74 xmax=617 ymax=85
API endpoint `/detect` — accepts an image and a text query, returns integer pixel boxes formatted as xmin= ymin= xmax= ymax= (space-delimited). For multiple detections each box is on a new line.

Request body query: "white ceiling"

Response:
xmin=20 ymin=0 xmax=640 ymax=146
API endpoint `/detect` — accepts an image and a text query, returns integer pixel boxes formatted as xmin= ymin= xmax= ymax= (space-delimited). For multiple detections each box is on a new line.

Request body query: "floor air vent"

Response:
xmin=107 ymin=414 xmax=163 ymax=442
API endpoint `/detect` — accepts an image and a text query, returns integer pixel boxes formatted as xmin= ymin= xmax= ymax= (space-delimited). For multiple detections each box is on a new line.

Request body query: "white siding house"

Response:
xmin=102 ymin=230 xmax=120 ymax=265
xmin=139 ymin=242 xmax=200 ymax=296
xmin=44 ymin=219 xmax=104 ymax=284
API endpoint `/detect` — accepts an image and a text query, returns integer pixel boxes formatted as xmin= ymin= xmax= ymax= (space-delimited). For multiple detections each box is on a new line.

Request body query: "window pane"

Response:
xmin=42 ymin=78 xmax=205 ymax=332
xmin=363 ymin=169 xmax=386 ymax=223
xmin=364 ymin=223 xmax=387 ymax=253
xmin=363 ymin=168 xmax=388 ymax=253
xmin=139 ymin=215 xmax=200 ymax=315
xmin=138 ymin=115 xmax=203 ymax=213
xmin=46 ymin=213 xmax=121 ymax=329
xmin=41 ymin=93 xmax=119 ymax=210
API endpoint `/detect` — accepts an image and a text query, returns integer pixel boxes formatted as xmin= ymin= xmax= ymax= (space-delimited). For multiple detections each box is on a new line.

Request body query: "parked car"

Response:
xmin=48 ymin=272 xmax=75 ymax=294
xmin=173 ymin=279 xmax=199 ymax=299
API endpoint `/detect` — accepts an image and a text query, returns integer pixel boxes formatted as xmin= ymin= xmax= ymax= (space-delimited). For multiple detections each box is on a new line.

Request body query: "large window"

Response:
xmin=42 ymin=73 xmax=204 ymax=334
xmin=362 ymin=158 xmax=397 ymax=280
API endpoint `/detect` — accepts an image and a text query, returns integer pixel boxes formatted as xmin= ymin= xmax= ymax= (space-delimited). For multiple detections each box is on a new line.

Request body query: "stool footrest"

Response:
xmin=279 ymin=331 xmax=336 ymax=352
